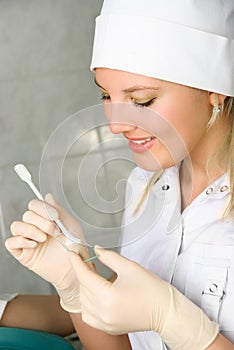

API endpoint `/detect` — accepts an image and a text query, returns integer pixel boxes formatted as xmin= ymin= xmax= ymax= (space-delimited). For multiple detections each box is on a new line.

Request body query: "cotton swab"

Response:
xmin=13 ymin=164 xmax=98 ymax=263
xmin=14 ymin=164 xmax=83 ymax=245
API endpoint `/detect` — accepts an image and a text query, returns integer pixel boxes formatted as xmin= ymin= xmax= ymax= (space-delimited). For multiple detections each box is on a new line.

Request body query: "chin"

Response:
xmin=134 ymin=152 xmax=175 ymax=172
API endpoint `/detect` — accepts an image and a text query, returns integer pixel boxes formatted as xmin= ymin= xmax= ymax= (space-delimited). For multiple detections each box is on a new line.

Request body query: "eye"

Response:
xmin=133 ymin=98 xmax=156 ymax=108
xmin=100 ymin=93 xmax=111 ymax=102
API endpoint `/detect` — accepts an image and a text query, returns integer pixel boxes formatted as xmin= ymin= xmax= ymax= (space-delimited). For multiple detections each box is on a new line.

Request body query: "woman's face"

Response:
xmin=95 ymin=68 xmax=212 ymax=171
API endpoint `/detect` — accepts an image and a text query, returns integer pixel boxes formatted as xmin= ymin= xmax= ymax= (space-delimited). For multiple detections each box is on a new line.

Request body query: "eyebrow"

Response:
xmin=94 ymin=78 xmax=160 ymax=93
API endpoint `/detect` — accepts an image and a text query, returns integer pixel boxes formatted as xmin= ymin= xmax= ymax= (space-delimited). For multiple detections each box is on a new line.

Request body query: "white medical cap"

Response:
xmin=91 ymin=0 xmax=234 ymax=96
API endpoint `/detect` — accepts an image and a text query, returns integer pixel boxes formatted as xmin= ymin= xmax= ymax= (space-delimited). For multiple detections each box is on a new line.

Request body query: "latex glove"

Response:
xmin=5 ymin=193 xmax=93 ymax=313
xmin=69 ymin=246 xmax=219 ymax=350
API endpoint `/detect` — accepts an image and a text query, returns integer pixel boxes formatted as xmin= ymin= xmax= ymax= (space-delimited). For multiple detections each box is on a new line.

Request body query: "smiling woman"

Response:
xmin=4 ymin=1 xmax=234 ymax=350
xmin=95 ymin=68 xmax=223 ymax=178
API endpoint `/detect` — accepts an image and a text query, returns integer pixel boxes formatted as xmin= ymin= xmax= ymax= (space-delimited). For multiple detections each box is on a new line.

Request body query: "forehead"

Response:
xmin=95 ymin=68 xmax=206 ymax=104
xmin=95 ymin=68 xmax=163 ymax=89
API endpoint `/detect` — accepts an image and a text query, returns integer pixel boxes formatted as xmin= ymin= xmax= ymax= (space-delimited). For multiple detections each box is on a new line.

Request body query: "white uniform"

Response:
xmin=119 ymin=166 xmax=234 ymax=349
xmin=0 ymin=293 xmax=17 ymax=320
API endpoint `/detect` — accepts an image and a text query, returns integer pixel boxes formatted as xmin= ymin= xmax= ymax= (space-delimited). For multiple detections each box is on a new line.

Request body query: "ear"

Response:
xmin=208 ymin=92 xmax=227 ymax=107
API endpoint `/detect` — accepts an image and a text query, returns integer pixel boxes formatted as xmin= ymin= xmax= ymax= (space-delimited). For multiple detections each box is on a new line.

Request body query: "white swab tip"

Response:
xmin=14 ymin=164 xmax=32 ymax=182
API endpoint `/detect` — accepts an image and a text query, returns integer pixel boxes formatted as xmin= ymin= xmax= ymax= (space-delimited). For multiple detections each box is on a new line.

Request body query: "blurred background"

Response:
xmin=0 ymin=0 xmax=135 ymax=296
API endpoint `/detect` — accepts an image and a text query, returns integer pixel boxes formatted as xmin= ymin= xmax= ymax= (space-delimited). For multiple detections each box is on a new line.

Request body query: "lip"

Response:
xmin=126 ymin=136 xmax=157 ymax=153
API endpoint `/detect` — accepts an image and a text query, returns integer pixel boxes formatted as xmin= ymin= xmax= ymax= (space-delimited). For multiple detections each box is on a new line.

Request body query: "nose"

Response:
xmin=109 ymin=121 xmax=134 ymax=134
xmin=104 ymin=102 xmax=136 ymax=134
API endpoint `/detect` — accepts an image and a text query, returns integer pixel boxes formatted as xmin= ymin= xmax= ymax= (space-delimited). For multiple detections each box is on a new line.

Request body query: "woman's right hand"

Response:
xmin=5 ymin=193 xmax=92 ymax=313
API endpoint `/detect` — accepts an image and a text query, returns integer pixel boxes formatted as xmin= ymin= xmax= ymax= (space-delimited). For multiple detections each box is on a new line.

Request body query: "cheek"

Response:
xmin=178 ymin=113 xmax=209 ymax=153
xmin=103 ymin=103 xmax=111 ymax=121
xmin=133 ymin=145 xmax=176 ymax=171
xmin=158 ymin=98 xmax=209 ymax=152
xmin=143 ymin=106 xmax=209 ymax=168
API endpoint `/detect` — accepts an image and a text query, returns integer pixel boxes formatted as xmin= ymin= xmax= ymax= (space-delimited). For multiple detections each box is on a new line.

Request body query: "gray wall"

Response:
xmin=0 ymin=0 xmax=134 ymax=295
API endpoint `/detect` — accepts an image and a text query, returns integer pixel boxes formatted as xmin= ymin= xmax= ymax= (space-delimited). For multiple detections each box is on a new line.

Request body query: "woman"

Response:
xmin=5 ymin=0 xmax=234 ymax=349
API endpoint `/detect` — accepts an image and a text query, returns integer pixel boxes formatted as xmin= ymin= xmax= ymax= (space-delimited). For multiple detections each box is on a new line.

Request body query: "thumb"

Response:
xmin=45 ymin=193 xmax=61 ymax=210
xmin=69 ymin=251 xmax=110 ymax=289
xmin=44 ymin=193 xmax=70 ymax=223
xmin=44 ymin=193 xmax=83 ymax=235
xmin=93 ymin=246 xmax=134 ymax=276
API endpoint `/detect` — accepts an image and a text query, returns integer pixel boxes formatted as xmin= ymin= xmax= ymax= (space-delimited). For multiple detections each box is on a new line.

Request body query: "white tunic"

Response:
xmin=119 ymin=166 xmax=234 ymax=349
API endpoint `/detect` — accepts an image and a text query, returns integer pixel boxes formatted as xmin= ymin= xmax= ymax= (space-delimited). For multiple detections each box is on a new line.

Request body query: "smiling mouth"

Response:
xmin=131 ymin=137 xmax=153 ymax=144
xmin=126 ymin=136 xmax=157 ymax=153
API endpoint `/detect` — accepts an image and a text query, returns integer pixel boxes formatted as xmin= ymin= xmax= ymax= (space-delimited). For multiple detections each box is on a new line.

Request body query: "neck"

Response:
xmin=180 ymin=119 xmax=227 ymax=211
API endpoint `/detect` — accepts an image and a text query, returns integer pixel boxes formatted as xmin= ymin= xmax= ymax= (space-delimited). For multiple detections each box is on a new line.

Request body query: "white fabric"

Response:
xmin=91 ymin=0 xmax=234 ymax=96
xmin=0 ymin=293 xmax=17 ymax=320
xmin=120 ymin=166 xmax=234 ymax=349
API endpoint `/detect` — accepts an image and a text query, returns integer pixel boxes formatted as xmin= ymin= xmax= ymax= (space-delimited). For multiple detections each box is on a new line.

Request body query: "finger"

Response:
xmin=28 ymin=199 xmax=59 ymax=221
xmin=94 ymin=246 xmax=136 ymax=276
xmin=69 ymin=251 xmax=111 ymax=290
xmin=80 ymin=282 xmax=99 ymax=307
xmin=81 ymin=304 xmax=118 ymax=335
xmin=10 ymin=221 xmax=47 ymax=242
xmin=5 ymin=237 xmax=39 ymax=265
xmin=44 ymin=193 xmax=70 ymax=221
xmin=44 ymin=193 xmax=63 ymax=211
xmin=5 ymin=236 xmax=37 ymax=253
xmin=79 ymin=288 xmax=107 ymax=331
xmin=81 ymin=306 xmax=104 ymax=332
xmin=79 ymin=285 xmax=98 ymax=316
xmin=45 ymin=193 xmax=85 ymax=240
xmin=22 ymin=211 xmax=60 ymax=236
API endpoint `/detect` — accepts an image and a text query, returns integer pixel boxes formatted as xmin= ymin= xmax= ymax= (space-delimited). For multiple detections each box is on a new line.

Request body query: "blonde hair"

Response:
xmin=216 ymin=96 xmax=234 ymax=215
xmin=134 ymin=96 xmax=234 ymax=216
xmin=133 ymin=169 xmax=163 ymax=215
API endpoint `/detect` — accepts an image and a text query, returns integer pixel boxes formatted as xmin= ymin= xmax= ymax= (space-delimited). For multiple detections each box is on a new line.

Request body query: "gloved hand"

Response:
xmin=69 ymin=246 xmax=219 ymax=350
xmin=5 ymin=193 xmax=94 ymax=313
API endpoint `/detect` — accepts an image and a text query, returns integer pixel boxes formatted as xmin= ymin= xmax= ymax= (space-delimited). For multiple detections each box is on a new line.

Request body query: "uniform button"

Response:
xmin=162 ymin=184 xmax=170 ymax=191
xmin=206 ymin=187 xmax=214 ymax=195
xmin=220 ymin=185 xmax=229 ymax=192
xmin=209 ymin=283 xmax=218 ymax=293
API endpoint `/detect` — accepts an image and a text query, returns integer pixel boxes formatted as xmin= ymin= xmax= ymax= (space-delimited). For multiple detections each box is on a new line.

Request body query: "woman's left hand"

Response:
xmin=69 ymin=246 xmax=219 ymax=350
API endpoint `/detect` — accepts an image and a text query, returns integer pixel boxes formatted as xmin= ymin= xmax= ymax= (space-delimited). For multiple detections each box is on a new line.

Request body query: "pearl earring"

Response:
xmin=207 ymin=103 xmax=222 ymax=129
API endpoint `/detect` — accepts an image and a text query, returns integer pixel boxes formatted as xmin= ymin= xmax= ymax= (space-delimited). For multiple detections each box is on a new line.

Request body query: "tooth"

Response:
xmin=132 ymin=140 xmax=144 ymax=144
xmin=135 ymin=141 xmax=143 ymax=144
xmin=132 ymin=137 xmax=151 ymax=144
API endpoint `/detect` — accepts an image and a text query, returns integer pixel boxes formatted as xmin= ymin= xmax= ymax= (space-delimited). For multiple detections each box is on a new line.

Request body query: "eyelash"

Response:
xmin=100 ymin=94 xmax=156 ymax=108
